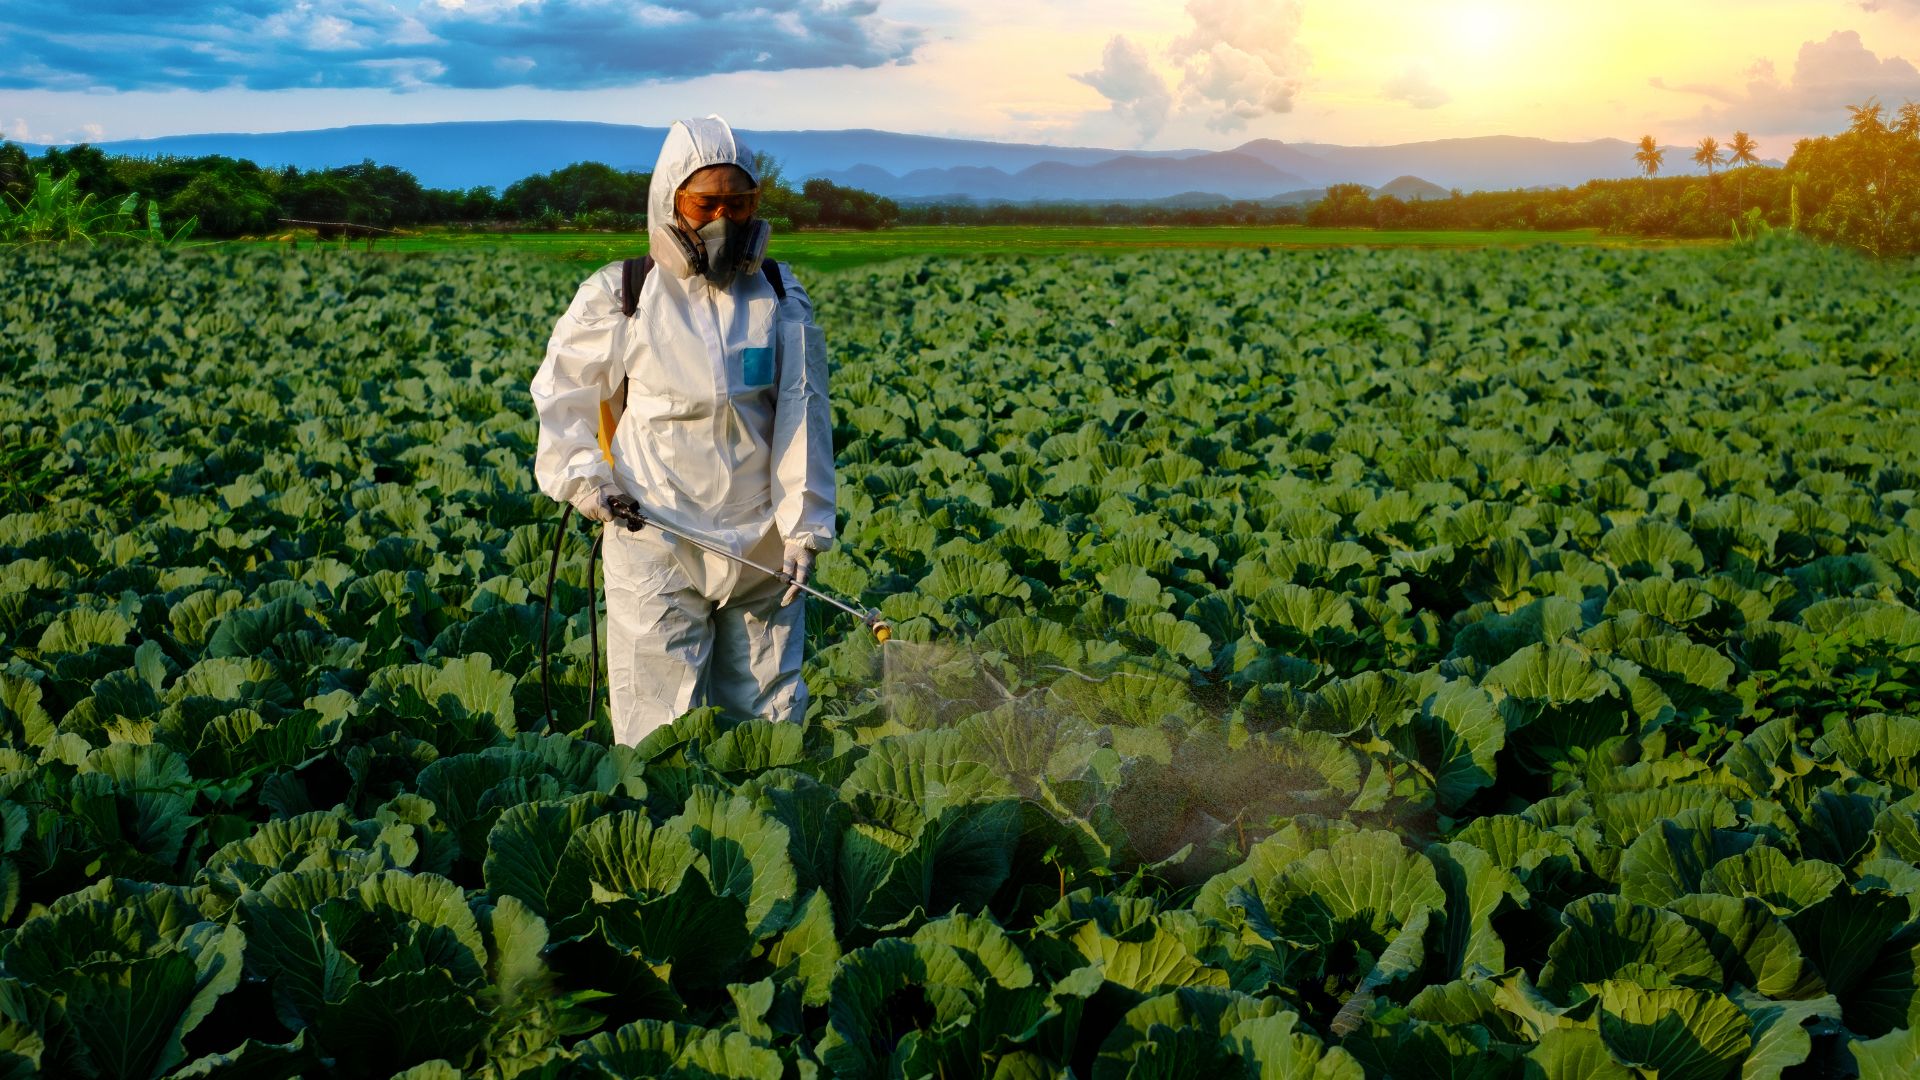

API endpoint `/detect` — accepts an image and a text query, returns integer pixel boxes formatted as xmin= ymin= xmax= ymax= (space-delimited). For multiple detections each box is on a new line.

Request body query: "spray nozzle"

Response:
xmin=865 ymin=612 xmax=892 ymax=643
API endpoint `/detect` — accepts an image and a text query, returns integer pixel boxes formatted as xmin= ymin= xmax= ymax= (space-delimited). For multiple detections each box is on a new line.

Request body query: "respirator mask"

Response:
xmin=649 ymin=204 xmax=770 ymax=288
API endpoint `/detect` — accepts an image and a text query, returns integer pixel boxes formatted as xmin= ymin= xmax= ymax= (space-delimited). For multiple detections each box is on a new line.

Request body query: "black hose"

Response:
xmin=586 ymin=528 xmax=601 ymax=734
xmin=540 ymin=504 xmax=574 ymax=732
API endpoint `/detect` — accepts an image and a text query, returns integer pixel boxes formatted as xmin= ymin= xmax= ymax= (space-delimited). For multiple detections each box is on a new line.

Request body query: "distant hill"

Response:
xmin=828 ymin=150 xmax=1307 ymax=203
xmin=10 ymin=120 xmax=1785 ymax=203
xmin=9 ymin=120 xmax=1203 ymax=192
xmin=1376 ymin=175 xmax=1450 ymax=200
xmin=1248 ymin=135 xmax=1782 ymax=191
xmin=1230 ymin=139 xmax=1344 ymax=182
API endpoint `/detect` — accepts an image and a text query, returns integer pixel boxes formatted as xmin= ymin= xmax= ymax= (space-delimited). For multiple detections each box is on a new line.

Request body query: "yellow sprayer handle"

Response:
xmin=597 ymin=400 xmax=618 ymax=467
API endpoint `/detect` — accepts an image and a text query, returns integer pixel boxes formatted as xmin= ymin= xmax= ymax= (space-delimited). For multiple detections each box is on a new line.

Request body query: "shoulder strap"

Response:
xmin=620 ymin=255 xmax=654 ymax=317
xmin=623 ymin=255 xmax=780 ymax=314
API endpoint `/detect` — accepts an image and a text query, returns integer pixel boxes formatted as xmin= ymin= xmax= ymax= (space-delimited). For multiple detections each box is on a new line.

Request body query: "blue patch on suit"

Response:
xmin=741 ymin=346 xmax=774 ymax=387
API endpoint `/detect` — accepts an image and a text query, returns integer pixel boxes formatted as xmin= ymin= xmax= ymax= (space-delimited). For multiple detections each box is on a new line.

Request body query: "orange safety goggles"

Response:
xmin=676 ymin=188 xmax=760 ymax=215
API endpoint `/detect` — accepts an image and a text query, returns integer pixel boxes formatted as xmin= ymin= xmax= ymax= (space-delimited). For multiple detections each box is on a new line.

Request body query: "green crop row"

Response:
xmin=0 ymin=238 xmax=1916 ymax=1077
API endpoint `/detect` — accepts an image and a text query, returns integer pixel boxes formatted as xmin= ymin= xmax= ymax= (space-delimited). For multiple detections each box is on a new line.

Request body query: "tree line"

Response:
xmin=3 ymin=98 xmax=1913 ymax=254
xmin=903 ymin=101 xmax=1919 ymax=254
xmin=0 ymin=142 xmax=900 ymax=239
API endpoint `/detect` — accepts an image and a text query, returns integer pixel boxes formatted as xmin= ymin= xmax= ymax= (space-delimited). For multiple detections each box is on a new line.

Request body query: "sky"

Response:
xmin=5 ymin=0 xmax=1920 ymax=159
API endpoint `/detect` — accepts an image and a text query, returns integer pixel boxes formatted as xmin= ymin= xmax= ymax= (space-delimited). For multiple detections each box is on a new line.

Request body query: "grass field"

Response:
xmin=259 ymin=223 xmax=1716 ymax=273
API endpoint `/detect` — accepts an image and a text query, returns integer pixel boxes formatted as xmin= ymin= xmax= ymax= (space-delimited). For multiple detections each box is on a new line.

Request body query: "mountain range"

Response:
xmin=12 ymin=121 xmax=1781 ymax=204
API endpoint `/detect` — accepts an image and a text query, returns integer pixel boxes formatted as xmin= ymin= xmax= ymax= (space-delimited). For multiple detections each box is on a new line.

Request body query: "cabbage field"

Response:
xmin=2 ymin=237 xmax=1919 ymax=1078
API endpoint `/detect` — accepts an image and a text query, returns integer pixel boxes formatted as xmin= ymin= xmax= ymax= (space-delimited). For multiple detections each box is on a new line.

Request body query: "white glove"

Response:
xmin=780 ymin=543 xmax=816 ymax=606
xmin=568 ymin=482 xmax=620 ymax=523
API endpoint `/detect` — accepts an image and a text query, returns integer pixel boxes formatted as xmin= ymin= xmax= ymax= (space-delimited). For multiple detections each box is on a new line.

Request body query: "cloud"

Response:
xmin=0 ymin=0 xmax=923 ymax=92
xmin=1073 ymin=36 xmax=1173 ymax=141
xmin=1168 ymin=0 xmax=1307 ymax=132
xmin=1384 ymin=66 xmax=1449 ymax=110
xmin=4 ymin=117 xmax=111 ymax=145
xmin=1652 ymin=30 xmax=1920 ymax=132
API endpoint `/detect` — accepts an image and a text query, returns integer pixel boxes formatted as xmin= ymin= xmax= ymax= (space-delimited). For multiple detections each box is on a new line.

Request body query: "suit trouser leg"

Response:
xmin=708 ymin=532 xmax=808 ymax=724
xmin=602 ymin=524 xmax=713 ymax=746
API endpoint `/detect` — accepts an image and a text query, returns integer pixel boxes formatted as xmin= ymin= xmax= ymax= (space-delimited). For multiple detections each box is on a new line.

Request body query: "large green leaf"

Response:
xmin=584 ymin=872 xmax=753 ymax=993
xmin=1450 ymin=814 xmax=1588 ymax=902
xmin=481 ymin=793 xmax=610 ymax=918
xmin=234 ymin=868 xmax=364 ymax=1031
xmin=1427 ymin=841 xmax=1527 ymax=979
xmin=68 ymin=742 xmax=199 ymax=872
xmin=479 ymin=894 xmax=550 ymax=1011
xmin=1257 ymin=829 xmax=1445 ymax=956
xmin=911 ymin=912 xmax=1035 ymax=990
xmin=666 ymin=787 xmax=798 ymax=938
xmin=350 ymin=869 xmax=490 ymax=986
xmin=1618 ymin=808 xmax=1759 ymax=907
xmin=1521 ymin=1026 xmax=1635 ymax=1080
xmin=1092 ymin=988 xmax=1290 ymax=1079
xmin=767 ymin=888 xmax=842 ymax=1006
xmin=701 ymin=718 xmax=807 ymax=774
xmin=819 ymin=938 xmax=986 ymax=1079
xmin=546 ymin=809 xmax=705 ymax=921
xmin=1539 ymin=895 xmax=1723 ymax=1002
xmin=836 ymin=799 xmax=1021 ymax=931
xmin=1192 ymin=817 xmax=1361 ymax=926
xmin=1224 ymin=1010 xmax=1365 ymax=1080
xmin=735 ymin=769 xmax=848 ymax=893
xmin=839 ymin=728 xmax=1018 ymax=836
xmin=1342 ymin=1015 xmax=1516 ymax=1080
xmin=1812 ymin=713 xmax=1920 ymax=794
xmin=1599 ymin=519 xmax=1704 ymax=578
xmin=1068 ymin=921 xmax=1230 ymax=994
xmin=1483 ymin=643 xmax=1616 ymax=704
xmin=308 ymin=967 xmax=489 ymax=1076
xmin=1699 ymin=846 xmax=1842 ymax=915
xmin=1733 ymin=988 xmax=1840 ymax=1080
xmin=574 ymin=1020 xmax=782 ymax=1080
xmin=2 ymin=884 xmax=244 ymax=1080
xmin=1596 ymin=983 xmax=1752 ymax=1080
xmin=1785 ymin=888 xmax=1911 ymax=1031
xmin=1404 ymin=680 xmax=1507 ymax=813
xmin=165 ymin=1031 xmax=324 ymax=1080
xmin=1849 ymin=1025 xmax=1920 ymax=1080
xmin=1665 ymin=893 xmax=1811 ymax=1000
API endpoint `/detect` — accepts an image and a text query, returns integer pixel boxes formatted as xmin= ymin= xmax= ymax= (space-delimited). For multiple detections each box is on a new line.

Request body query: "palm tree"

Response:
xmin=1693 ymin=136 xmax=1725 ymax=212
xmin=1896 ymin=103 xmax=1920 ymax=140
xmin=1634 ymin=135 xmax=1665 ymax=179
xmin=1847 ymin=100 xmax=1886 ymax=136
xmin=1727 ymin=130 xmax=1759 ymax=211
xmin=1692 ymin=136 xmax=1725 ymax=175
xmin=1631 ymin=136 xmax=1667 ymax=227
xmin=1728 ymin=131 xmax=1759 ymax=167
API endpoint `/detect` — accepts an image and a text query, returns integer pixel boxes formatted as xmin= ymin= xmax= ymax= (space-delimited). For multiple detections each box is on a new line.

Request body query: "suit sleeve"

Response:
xmin=530 ymin=264 xmax=626 ymax=506
xmin=770 ymin=264 xmax=837 ymax=552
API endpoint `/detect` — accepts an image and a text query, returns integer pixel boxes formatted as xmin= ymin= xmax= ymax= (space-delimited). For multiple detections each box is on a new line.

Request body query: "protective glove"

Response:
xmin=568 ymin=482 xmax=621 ymax=524
xmin=780 ymin=543 xmax=816 ymax=606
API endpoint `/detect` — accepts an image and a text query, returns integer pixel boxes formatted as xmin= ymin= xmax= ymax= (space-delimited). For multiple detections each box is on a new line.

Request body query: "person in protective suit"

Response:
xmin=529 ymin=115 xmax=835 ymax=746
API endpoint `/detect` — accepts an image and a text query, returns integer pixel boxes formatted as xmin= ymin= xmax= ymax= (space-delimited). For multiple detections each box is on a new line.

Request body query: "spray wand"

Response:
xmin=604 ymin=495 xmax=891 ymax=642
xmin=540 ymin=498 xmax=891 ymax=732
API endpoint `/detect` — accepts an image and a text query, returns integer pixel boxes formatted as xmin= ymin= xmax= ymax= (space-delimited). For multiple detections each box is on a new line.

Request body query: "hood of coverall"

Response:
xmin=647 ymin=116 xmax=762 ymax=275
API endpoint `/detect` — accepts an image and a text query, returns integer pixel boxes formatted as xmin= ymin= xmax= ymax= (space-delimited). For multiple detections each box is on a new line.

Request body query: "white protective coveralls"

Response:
xmin=529 ymin=116 xmax=836 ymax=745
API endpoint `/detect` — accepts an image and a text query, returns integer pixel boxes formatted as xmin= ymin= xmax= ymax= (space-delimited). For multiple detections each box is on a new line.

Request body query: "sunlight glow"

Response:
xmin=1446 ymin=3 xmax=1517 ymax=57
